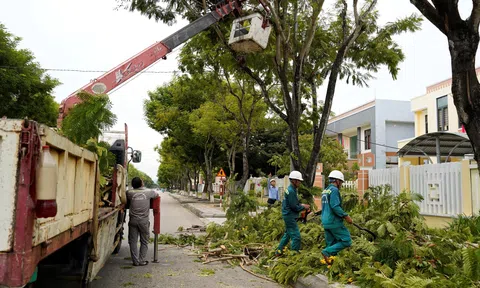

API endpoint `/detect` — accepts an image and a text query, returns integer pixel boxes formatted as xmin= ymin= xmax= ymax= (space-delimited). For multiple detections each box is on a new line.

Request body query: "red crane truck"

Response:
xmin=0 ymin=1 xmax=270 ymax=287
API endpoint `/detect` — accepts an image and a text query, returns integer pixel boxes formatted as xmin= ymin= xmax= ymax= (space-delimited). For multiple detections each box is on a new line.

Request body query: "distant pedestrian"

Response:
xmin=267 ymin=173 xmax=279 ymax=206
xmin=276 ymin=171 xmax=310 ymax=255
xmin=127 ymin=177 xmax=160 ymax=266
xmin=321 ymin=170 xmax=352 ymax=263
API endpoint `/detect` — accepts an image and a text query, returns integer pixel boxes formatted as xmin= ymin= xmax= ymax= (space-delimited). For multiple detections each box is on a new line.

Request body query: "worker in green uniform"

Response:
xmin=321 ymin=170 xmax=352 ymax=263
xmin=276 ymin=171 xmax=310 ymax=255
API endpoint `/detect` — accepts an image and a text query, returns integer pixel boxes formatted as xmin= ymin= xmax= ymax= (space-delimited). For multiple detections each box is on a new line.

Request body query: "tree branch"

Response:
xmin=353 ymin=0 xmax=359 ymax=23
xmin=298 ymin=2 xmax=324 ymax=66
xmin=341 ymin=0 xmax=349 ymax=41
xmin=209 ymin=19 xmax=288 ymax=123
xmin=410 ymin=0 xmax=447 ymax=35
xmin=470 ymin=0 xmax=480 ymax=33
xmin=242 ymin=66 xmax=288 ymax=122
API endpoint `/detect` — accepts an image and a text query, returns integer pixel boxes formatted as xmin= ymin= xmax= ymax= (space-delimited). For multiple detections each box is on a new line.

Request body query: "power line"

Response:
xmin=0 ymin=65 xmax=179 ymax=74
xmin=325 ymin=128 xmax=401 ymax=151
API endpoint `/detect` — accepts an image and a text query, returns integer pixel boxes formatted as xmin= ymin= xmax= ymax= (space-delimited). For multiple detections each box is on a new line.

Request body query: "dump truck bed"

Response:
xmin=0 ymin=119 xmax=97 ymax=252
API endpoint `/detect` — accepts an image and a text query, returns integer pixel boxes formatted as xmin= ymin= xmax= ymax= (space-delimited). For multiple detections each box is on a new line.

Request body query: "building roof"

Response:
xmin=397 ymin=132 xmax=473 ymax=159
xmin=328 ymin=100 xmax=375 ymax=124
xmin=426 ymin=67 xmax=480 ymax=94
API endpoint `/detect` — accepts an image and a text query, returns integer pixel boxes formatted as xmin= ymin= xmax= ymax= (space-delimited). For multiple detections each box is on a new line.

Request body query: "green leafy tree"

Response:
xmin=268 ymin=134 xmax=347 ymax=181
xmin=0 ymin=23 xmax=59 ymax=126
xmin=156 ymin=137 xmax=195 ymax=190
xmin=122 ymin=0 xmax=421 ymax=186
xmin=145 ymin=74 xmax=211 ymax=192
xmin=128 ymin=163 xmax=155 ymax=188
xmin=61 ymin=92 xmax=117 ymax=145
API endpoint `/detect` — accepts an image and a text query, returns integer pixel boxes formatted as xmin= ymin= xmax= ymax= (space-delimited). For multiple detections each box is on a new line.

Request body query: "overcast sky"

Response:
xmin=1 ymin=0 xmax=478 ymax=181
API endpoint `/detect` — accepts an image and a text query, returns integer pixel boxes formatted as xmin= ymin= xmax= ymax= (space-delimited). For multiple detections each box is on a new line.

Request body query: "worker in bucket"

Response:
xmin=127 ymin=177 xmax=160 ymax=266
xmin=321 ymin=170 xmax=352 ymax=263
xmin=276 ymin=171 xmax=310 ymax=255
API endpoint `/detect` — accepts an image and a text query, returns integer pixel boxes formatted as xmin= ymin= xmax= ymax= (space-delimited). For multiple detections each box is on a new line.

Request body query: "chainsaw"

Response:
xmin=296 ymin=208 xmax=321 ymax=223
xmin=296 ymin=209 xmax=377 ymax=240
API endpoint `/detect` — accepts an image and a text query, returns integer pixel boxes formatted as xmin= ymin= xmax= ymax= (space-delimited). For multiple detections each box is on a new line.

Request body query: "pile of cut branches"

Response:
xmin=165 ymin=186 xmax=480 ymax=287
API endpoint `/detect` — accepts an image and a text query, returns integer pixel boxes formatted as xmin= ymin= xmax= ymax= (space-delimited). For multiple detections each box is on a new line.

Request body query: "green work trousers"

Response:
xmin=322 ymin=226 xmax=352 ymax=257
xmin=277 ymin=216 xmax=301 ymax=252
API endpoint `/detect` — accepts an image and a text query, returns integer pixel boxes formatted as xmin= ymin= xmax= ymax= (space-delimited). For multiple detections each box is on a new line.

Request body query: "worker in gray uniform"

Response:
xmin=127 ymin=177 xmax=160 ymax=266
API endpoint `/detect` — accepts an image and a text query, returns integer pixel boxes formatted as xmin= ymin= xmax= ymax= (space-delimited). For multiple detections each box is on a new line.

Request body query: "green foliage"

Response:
xmin=179 ymin=185 xmax=480 ymax=287
xmin=128 ymin=163 xmax=155 ymax=188
xmin=319 ymin=137 xmax=349 ymax=182
xmin=268 ymin=134 xmax=348 ymax=179
xmin=226 ymin=192 xmax=258 ymax=221
xmin=61 ymin=92 xmax=117 ymax=145
xmin=0 ymin=24 xmax=59 ymax=126
xmin=84 ymin=139 xmax=116 ymax=185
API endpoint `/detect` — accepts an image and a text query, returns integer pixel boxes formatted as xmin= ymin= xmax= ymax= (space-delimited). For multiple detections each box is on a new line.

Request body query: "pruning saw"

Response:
xmin=297 ymin=209 xmax=377 ymax=241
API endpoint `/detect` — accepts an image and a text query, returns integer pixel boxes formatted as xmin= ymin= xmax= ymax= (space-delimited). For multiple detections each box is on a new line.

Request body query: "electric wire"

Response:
xmin=325 ymin=128 xmax=402 ymax=151
xmin=0 ymin=65 xmax=178 ymax=74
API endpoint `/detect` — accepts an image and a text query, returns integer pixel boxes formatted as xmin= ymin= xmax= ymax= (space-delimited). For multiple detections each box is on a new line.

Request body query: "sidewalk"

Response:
xmin=169 ymin=192 xmax=227 ymax=218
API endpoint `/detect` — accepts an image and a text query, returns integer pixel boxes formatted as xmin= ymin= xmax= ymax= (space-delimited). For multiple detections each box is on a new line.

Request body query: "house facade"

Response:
xmin=411 ymin=74 xmax=468 ymax=137
xmin=327 ymin=99 xmax=415 ymax=170
xmin=397 ymin=71 xmax=476 ymax=165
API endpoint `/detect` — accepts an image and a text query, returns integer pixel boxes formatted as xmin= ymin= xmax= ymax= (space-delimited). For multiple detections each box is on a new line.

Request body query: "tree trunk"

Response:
xmin=449 ymin=26 xmax=480 ymax=172
xmin=288 ymin=120 xmax=303 ymax=173
xmin=239 ymin=133 xmax=250 ymax=190
xmin=227 ymin=144 xmax=236 ymax=178
xmin=186 ymin=168 xmax=193 ymax=192
xmin=204 ymin=143 xmax=214 ymax=200
xmin=194 ymin=168 xmax=199 ymax=191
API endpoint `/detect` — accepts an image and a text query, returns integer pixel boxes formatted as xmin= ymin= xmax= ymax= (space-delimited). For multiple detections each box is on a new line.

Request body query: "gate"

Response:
xmin=410 ymin=163 xmax=462 ymax=217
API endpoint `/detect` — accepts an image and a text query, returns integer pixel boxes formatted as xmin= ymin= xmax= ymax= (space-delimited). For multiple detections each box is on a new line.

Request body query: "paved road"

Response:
xmin=90 ymin=193 xmax=280 ymax=288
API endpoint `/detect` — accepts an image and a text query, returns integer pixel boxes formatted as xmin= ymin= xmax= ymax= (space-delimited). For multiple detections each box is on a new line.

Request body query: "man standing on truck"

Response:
xmin=127 ymin=177 xmax=160 ymax=266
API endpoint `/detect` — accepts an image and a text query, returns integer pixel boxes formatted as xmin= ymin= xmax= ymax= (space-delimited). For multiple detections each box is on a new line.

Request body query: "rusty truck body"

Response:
xmin=0 ymin=119 xmax=129 ymax=287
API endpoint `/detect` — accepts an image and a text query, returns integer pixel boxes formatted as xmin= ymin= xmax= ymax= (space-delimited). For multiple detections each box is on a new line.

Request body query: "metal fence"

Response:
xmin=343 ymin=180 xmax=357 ymax=191
xmin=410 ymin=162 xmax=462 ymax=217
xmin=369 ymin=167 xmax=400 ymax=195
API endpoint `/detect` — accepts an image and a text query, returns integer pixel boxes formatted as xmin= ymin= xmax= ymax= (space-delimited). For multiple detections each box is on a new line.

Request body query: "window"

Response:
xmin=350 ymin=136 xmax=357 ymax=159
xmin=364 ymin=129 xmax=371 ymax=150
xmin=437 ymin=96 xmax=448 ymax=131
xmin=425 ymin=114 xmax=428 ymax=133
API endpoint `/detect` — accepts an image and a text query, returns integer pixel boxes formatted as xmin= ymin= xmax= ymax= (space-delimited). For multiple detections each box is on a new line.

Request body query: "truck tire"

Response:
xmin=112 ymin=231 xmax=123 ymax=254
xmin=112 ymin=210 xmax=126 ymax=254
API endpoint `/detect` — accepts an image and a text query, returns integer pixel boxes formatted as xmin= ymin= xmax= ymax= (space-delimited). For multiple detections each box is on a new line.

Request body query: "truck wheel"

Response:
xmin=112 ymin=232 xmax=123 ymax=254
xmin=112 ymin=211 xmax=126 ymax=254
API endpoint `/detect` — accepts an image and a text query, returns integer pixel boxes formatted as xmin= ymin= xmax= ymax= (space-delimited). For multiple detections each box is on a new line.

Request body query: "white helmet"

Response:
xmin=289 ymin=171 xmax=304 ymax=181
xmin=328 ymin=170 xmax=345 ymax=182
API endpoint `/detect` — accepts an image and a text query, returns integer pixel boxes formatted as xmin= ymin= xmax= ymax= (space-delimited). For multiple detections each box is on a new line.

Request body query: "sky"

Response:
xmin=1 ymin=0 xmax=477 ymax=181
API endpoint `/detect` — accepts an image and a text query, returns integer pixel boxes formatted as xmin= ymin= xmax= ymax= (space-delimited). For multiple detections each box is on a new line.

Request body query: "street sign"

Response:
xmin=217 ymin=168 xmax=226 ymax=177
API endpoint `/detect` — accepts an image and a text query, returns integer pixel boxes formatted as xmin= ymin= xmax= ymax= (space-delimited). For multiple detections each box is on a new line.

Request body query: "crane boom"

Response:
xmin=57 ymin=0 xmax=244 ymax=126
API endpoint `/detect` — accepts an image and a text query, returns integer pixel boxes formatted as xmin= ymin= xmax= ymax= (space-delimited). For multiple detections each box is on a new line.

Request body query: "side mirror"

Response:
xmin=132 ymin=150 xmax=142 ymax=163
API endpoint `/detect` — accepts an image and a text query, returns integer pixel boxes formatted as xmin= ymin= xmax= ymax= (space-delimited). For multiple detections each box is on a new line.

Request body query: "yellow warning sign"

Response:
xmin=216 ymin=168 xmax=226 ymax=177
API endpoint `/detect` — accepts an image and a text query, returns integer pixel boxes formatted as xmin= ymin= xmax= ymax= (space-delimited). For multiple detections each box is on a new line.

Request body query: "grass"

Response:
xmin=122 ymin=282 xmax=134 ymax=287
xmin=143 ymin=273 xmax=153 ymax=279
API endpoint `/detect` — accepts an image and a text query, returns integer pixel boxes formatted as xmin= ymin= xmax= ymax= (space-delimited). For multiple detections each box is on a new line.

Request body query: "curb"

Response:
xmin=184 ymin=203 xmax=226 ymax=218
xmin=169 ymin=193 xmax=226 ymax=219
xmin=295 ymin=275 xmax=358 ymax=288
